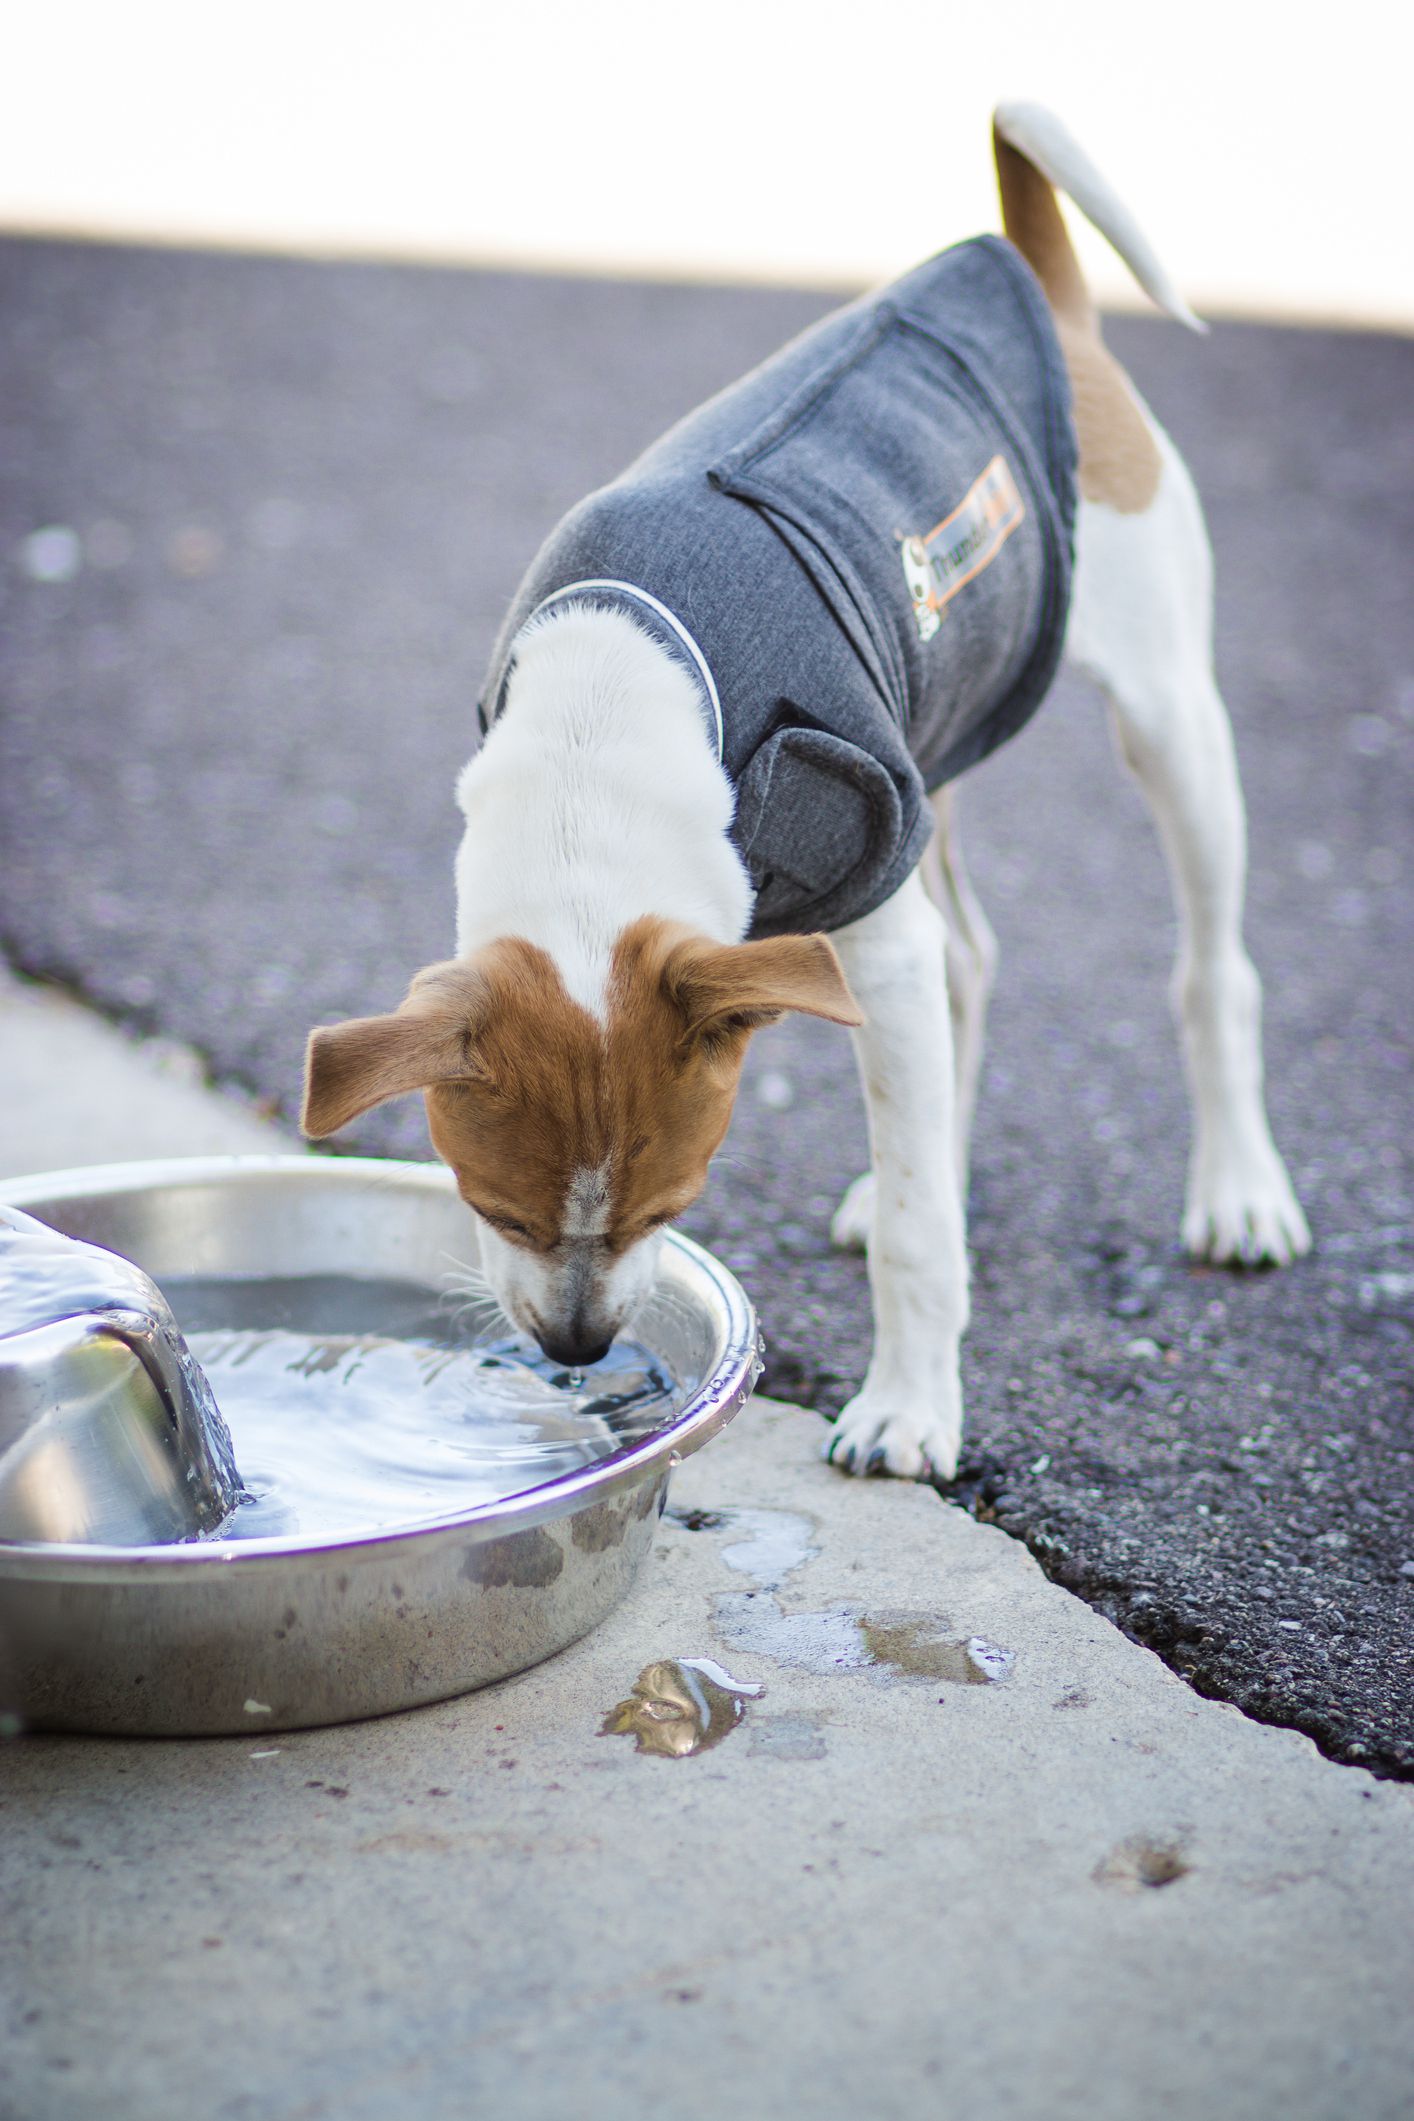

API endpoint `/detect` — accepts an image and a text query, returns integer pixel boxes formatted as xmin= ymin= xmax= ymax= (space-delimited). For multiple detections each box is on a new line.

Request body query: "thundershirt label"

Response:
xmin=901 ymin=455 xmax=1026 ymax=642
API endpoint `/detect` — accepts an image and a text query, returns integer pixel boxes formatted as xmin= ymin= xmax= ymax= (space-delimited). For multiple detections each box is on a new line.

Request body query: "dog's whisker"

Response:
xmin=443 ymin=1281 xmax=499 ymax=1313
xmin=438 ymin=1247 xmax=483 ymax=1277
xmin=434 ymin=1250 xmax=515 ymax=1341
xmin=440 ymin=1279 xmax=505 ymax=1318
xmin=438 ymin=1252 xmax=495 ymax=1294
xmin=452 ymin=1296 xmax=511 ymax=1332
xmin=441 ymin=1268 xmax=495 ymax=1300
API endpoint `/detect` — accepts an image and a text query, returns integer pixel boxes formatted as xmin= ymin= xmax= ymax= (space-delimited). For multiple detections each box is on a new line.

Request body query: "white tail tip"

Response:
xmin=995 ymin=100 xmax=1207 ymax=334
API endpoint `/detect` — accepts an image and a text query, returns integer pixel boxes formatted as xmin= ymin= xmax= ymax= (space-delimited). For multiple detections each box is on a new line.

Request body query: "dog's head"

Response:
xmin=302 ymin=917 xmax=861 ymax=1366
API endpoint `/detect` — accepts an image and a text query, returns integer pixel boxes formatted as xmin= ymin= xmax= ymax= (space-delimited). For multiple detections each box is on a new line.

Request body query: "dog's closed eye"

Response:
xmin=465 ymin=1201 xmax=541 ymax=1247
xmin=610 ymin=1199 xmax=696 ymax=1252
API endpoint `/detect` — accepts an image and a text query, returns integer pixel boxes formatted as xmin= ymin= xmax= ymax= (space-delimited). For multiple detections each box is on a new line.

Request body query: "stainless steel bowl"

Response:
xmin=0 ymin=1156 xmax=760 ymax=1737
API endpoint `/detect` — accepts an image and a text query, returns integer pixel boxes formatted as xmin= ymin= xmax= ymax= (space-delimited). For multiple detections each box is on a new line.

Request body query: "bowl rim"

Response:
xmin=0 ymin=1153 xmax=759 ymax=1575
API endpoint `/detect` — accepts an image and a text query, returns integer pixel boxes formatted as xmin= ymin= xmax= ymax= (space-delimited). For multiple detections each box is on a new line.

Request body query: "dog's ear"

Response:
xmin=301 ymin=960 xmax=490 ymax=1138
xmin=662 ymin=932 xmax=864 ymax=1045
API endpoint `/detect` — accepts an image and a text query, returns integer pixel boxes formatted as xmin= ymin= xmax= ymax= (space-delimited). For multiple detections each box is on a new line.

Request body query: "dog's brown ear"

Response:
xmin=663 ymin=932 xmax=864 ymax=1044
xmin=301 ymin=960 xmax=490 ymax=1138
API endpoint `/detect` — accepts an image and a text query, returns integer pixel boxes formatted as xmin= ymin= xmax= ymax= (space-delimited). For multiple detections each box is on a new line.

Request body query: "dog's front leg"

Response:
xmin=825 ymin=870 xmax=967 ymax=1480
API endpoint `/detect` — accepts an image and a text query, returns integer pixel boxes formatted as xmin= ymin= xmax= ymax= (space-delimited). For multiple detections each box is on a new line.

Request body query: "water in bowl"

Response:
xmin=163 ymin=1275 xmax=682 ymax=1543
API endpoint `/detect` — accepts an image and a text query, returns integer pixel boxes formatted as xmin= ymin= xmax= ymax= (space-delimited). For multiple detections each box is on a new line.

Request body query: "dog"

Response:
xmin=301 ymin=103 xmax=1310 ymax=1482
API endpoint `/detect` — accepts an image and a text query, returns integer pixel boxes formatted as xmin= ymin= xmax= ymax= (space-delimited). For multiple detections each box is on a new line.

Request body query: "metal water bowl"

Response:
xmin=0 ymin=1157 xmax=760 ymax=1737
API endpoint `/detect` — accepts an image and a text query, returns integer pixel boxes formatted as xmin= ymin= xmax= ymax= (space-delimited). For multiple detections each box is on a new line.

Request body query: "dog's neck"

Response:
xmin=454 ymin=603 xmax=753 ymax=1017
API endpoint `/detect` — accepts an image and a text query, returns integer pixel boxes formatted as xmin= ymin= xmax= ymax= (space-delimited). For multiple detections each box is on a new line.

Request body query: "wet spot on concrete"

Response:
xmin=717 ymin=1595 xmax=869 ymax=1673
xmin=666 ymin=1502 xmax=819 ymax=1588
xmin=719 ymin=1508 xmax=819 ymax=1589
xmin=666 ymin=1506 xmax=728 ymax=1531
xmin=462 ymin=1526 xmax=565 ymax=1589
xmin=746 ymin=1713 xmax=828 ymax=1761
xmin=1093 ymin=1835 xmax=1192 ymax=1891
xmin=860 ymin=1617 xmax=1016 ymax=1685
xmin=715 ymin=1594 xmax=1015 ymax=1688
xmin=601 ymin=1656 xmax=764 ymax=1758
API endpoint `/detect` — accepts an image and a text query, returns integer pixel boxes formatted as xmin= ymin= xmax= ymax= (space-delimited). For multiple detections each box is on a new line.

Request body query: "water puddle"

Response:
xmin=715 ymin=1594 xmax=1015 ymax=1688
xmin=600 ymin=1656 xmax=764 ymax=1757
xmin=664 ymin=1500 xmax=1013 ymax=1691
xmin=861 ymin=1617 xmax=1016 ymax=1684
xmin=666 ymin=1502 xmax=818 ymax=1588
xmin=718 ymin=1508 xmax=819 ymax=1588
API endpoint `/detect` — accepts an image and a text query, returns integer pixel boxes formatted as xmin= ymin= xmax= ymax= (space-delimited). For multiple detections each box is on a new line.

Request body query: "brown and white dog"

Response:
xmin=302 ymin=104 xmax=1309 ymax=1482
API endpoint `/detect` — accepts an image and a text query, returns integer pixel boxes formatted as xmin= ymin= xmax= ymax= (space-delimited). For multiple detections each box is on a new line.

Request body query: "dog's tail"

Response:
xmin=992 ymin=101 xmax=1205 ymax=334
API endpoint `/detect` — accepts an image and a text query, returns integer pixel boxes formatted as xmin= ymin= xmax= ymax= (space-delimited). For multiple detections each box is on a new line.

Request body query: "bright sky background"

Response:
xmin=3 ymin=0 xmax=1411 ymax=326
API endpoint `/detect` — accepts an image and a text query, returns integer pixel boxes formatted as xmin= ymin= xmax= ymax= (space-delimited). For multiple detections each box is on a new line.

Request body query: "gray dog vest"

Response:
xmin=480 ymin=234 xmax=1078 ymax=938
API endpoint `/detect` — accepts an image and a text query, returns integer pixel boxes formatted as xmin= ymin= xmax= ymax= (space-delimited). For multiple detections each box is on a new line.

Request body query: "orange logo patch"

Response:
xmin=900 ymin=455 xmax=1025 ymax=642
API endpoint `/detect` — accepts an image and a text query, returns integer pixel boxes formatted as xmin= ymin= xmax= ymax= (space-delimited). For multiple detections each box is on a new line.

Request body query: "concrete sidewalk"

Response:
xmin=2 ymin=963 xmax=1413 ymax=2119
xmin=0 ymin=963 xmax=296 ymax=1177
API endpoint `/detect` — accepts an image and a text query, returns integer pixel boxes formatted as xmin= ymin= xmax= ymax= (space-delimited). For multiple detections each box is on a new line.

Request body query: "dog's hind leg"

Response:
xmin=831 ymin=788 xmax=995 ymax=1256
xmin=994 ymin=101 xmax=1308 ymax=1264
xmin=826 ymin=871 xmax=968 ymax=1479
xmin=1064 ymin=444 xmax=1311 ymax=1264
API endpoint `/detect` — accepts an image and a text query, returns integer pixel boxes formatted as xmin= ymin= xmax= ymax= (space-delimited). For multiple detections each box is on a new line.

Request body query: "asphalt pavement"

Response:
xmin=1 ymin=234 xmax=1410 ymax=1776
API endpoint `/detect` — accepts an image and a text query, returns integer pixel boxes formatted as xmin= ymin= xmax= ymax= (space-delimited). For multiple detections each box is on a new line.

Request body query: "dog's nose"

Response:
xmin=539 ymin=1327 xmax=613 ymax=1370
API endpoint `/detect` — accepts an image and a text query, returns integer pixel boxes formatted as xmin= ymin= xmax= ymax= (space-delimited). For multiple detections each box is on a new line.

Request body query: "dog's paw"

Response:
xmin=1183 ymin=1136 xmax=1312 ymax=1267
xmin=830 ymin=1172 xmax=874 ymax=1253
xmin=825 ymin=1388 xmax=961 ymax=1483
